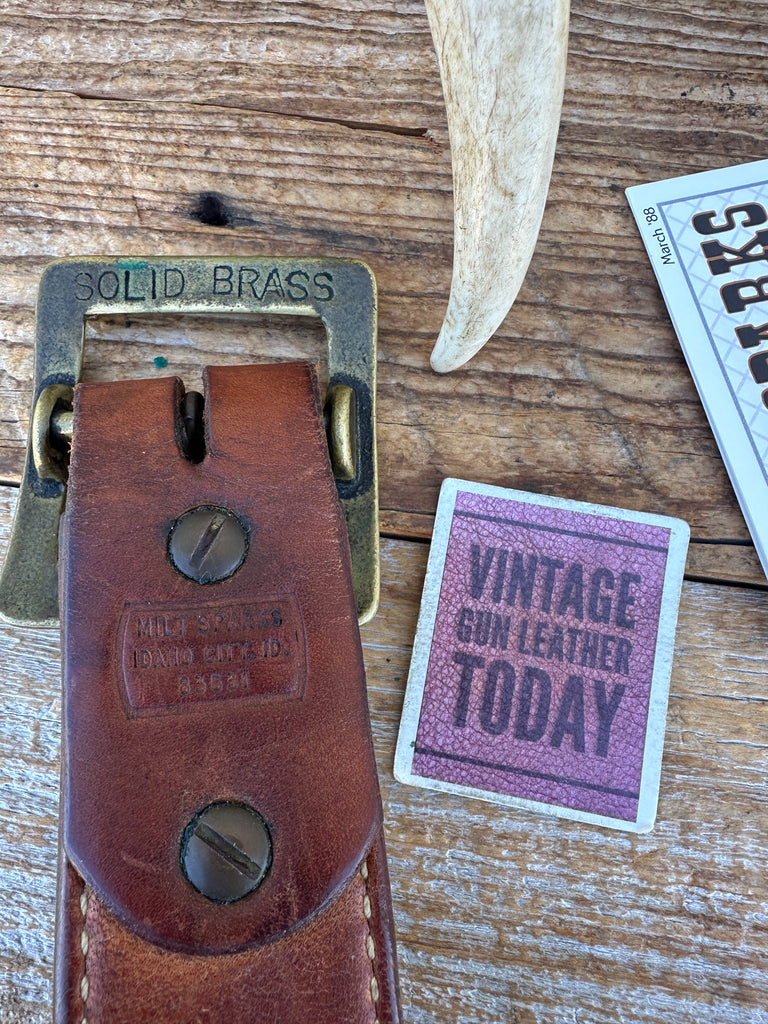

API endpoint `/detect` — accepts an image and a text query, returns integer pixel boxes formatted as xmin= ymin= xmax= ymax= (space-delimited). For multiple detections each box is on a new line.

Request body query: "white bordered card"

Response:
xmin=394 ymin=480 xmax=689 ymax=833
xmin=627 ymin=159 xmax=768 ymax=580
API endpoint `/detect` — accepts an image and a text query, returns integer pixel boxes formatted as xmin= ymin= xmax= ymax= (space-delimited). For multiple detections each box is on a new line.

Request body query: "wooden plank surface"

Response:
xmin=2 ymin=490 xmax=768 ymax=1023
xmin=1 ymin=1 xmax=768 ymax=1021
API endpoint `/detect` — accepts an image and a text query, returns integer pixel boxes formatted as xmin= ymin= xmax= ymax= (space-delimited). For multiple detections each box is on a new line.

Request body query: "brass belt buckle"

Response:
xmin=0 ymin=255 xmax=379 ymax=625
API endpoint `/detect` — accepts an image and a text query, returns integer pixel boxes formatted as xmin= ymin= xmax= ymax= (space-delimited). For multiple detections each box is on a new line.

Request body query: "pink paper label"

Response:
xmin=412 ymin=490 xmax=671 ymax=821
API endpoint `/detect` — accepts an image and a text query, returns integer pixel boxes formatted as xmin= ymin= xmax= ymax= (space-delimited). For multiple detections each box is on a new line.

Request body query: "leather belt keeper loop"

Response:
xmin=54 ymin=361 xmax=400 ymax=1024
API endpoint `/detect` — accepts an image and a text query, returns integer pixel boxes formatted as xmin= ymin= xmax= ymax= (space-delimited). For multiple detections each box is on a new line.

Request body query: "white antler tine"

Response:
xmin=426 ymin=0 xmax=570 ymax=373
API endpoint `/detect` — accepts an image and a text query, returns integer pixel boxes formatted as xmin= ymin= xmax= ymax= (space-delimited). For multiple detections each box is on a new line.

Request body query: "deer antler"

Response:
xmin=426 ymin=0 xmax=570 ymax=373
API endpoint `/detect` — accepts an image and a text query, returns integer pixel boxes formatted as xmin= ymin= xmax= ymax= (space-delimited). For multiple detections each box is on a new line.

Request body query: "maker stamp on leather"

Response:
xmin=119 ymin=595 xmax=307 ymax=715
xmin=395 ymin=480 xmax=689 ymax=833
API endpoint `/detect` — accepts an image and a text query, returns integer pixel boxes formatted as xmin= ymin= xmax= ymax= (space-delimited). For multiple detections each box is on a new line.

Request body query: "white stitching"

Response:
xmin=360 ymin=860 xmax=380 ymax=1024
xmin=79 ymin=887 xmax=90 ymax=1024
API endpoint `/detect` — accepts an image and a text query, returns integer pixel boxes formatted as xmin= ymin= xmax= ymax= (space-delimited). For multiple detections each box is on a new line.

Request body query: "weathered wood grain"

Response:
xmin=0 ymin=0 xmax=444 ymax=128
xmin=2 ymin=0 xmax=768 ymax=580
xmin=1 ymin=490 xmax=767 ymax=1024
xmin=0 ymin=80 xmax=764 ymax=583
xmin=2 ymin=1 xmax=768 ymax=1020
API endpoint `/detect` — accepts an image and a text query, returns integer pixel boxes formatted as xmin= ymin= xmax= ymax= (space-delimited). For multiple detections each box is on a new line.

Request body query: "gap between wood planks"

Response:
xmin=0 ymin=482 xmax=765 ymax=591
xmin=0 ymin=81 xmax=436 ymax=140
xmin=378 ymin=507 xmax=768 ymax=592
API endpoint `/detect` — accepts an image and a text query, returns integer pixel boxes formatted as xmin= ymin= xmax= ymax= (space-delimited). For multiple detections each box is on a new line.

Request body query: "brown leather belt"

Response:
xmin=56 ymin=362 xmax=400 ymax=1023
xmin=0 ymin=259 xmax=400 ymax=1023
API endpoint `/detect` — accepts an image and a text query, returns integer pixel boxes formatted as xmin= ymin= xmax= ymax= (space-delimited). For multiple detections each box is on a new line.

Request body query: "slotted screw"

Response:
xmin=180 ymin=801 xmax=272 ymax=903
xmin=168 ymin=506 xmax=248 ymax=583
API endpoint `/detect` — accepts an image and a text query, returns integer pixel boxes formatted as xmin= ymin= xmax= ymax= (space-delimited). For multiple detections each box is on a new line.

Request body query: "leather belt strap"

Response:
xmin=54 ymin=361 xmax=400 ymax=1023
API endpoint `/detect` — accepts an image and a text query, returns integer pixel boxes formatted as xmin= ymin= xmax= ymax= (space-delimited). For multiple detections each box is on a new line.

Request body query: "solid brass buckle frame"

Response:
xmin=0 ymin=256 xmax=379 ymax=627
